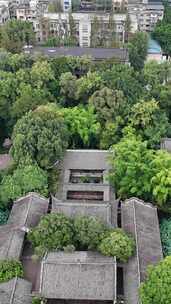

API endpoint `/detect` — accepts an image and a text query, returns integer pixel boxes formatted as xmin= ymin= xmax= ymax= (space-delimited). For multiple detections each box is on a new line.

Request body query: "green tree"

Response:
xmin=151 ymin=150 xmax=171 ymax=209
xmin=0 ymin=51 xmax=34 ymax=72
xmin=76 ymin=72 xmax=104 ymax=102
xmin=101 ymin=64 xmax=144 ymax=103
xmin=90 ymin=16 xmax=101 ymax=48
xmin=61 ymin=106 xmax=100 ymax=148
xmin=98 ymin=228 xmax=135 ymax=262
xmin=0 ymin=71 xmax=18 ymax=135
xmin=0 ymin=164 xmax=48 ymax=208
xmin=100 ymin=118 xmax=125 ymax=149
xmin=160 ymin=218 xmax=171 ymax=256
xmin=89 ymin=87 xmax=127 ymax=124
xmin=59 ymin=72 xmax=78 ymax=106
xmin=11 ymin=104 xmax=68 ymax=168
xmin=0 ymin=19 xmax=35 ymax=53
xmin=0 ymin=260 xmax=23 ymax=283
xmin=139 ymin=256 xmax=171 ymax=304
xmin=129 ymin=99 xmax=171 ymax=148
xmin=28 ymin=213 xmax=74 ymax=256
xmin=109 ymin=129 xmax=171 ymax=210
xmin=153 ymin=2 xmax=171 ymax=55
xmin=109 ymin=129 xmax=155 ymax=201
xmin=68 ymin=12 xmax=78 ymax=46
xmin=73 ymin=216 xmax=107 ymax=250
xmin=128 ymin=32 xmax=148 ymax=71
xmin=12 ymin=83 xmax=52 ymax=119
xmin=124 ymin=13 xmax=131 ymax=42
xmin=30 ymin=60 xmax=55 ymax=88
xmin=144 ymin=60 xmax=171 ymax=89
xmin=157 ymin=84 xmax=171 ymax=120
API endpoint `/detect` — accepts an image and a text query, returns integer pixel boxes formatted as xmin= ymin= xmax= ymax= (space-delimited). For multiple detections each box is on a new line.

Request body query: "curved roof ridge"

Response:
xmin=123 ymin=197 xmax=156 ymax=209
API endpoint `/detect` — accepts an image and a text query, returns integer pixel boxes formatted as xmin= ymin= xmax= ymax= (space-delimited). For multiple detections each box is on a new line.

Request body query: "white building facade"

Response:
xmin=35 ymin=11 xmax=138 ymax=47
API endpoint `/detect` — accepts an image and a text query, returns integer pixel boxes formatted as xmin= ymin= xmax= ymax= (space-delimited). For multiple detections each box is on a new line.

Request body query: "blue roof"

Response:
xmin=148 ymin=38 xmax=162 ymax=54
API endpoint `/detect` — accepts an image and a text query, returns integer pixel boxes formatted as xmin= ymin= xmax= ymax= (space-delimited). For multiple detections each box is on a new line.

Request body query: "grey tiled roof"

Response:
xmin=52 ymin=196 xmax=114 ymax=226
xmin=28 ymin=47 xmax=129 ymax=62
xmin=0 ymin=224 xmax=25 ymax=260
xmin=40 ymin=251 xmax=117 ymax=301
xmin=0 ymin=278 xmax=32 ymax=304
xmin=63 ymin=149 xmax=110 ymax=170
xmin=121 ymin=198 xmax=163 ymax=304
xmin=8 ymin=192 xmax=49 ymax=228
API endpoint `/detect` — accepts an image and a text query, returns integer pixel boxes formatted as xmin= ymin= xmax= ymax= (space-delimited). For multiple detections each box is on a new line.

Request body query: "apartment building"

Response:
xmin=16 ymin=0 xmax=37 ymax=21
xmin=0 ymin=4 xmax=10 ymax=24
xmin=128 ymin=1 xmax=164 ymax=32
xmin=35 ymin=11 xmax=138 ymax=46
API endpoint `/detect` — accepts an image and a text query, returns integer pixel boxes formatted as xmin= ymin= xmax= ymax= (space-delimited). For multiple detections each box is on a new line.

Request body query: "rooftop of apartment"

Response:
xmin=26 ymin=46 xmax=129 ymax=62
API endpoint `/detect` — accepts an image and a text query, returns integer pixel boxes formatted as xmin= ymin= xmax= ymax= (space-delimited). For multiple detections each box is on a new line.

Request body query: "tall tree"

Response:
xmin=128 ymin=32 xmax=148 ymax=70
xmin=89 ymin=87 xmax=127 ymax=124
xmin=0 ymin=20 xmax=35 ymax=53
xmin=68 ymin=12 xmax=78 ymax=46
xmin=152 ymin=2 xmax=171 ymax=55
xmin=129 ymin=99 xmax=171 ymax=147
xmin=11 ymin=104 xmax=68 ymax=168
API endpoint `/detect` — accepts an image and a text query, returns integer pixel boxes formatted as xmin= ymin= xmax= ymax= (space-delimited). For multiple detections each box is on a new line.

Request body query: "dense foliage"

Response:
xmin=139 ymin=256 xmax=171 ymax=304
xmin=28 ymin=213 xmax=134 ymax=260
xmin=28 ymin=213 xmax=75 ymax=256
xmin=0 ymin=165 xmax=48 ymax=208
xmin=128 ymin=32 xmax=148 ymax=70
xmin=0 ymin=260 xmax=23 ymax=282
xmin=11 ymin=105 xmax=68 ymax=168
xmin=153 ymin=2 xmax=171 ymax=56
xmin=0 ymin=20 xmax=35 ymax=53
xmin=98 ymin=228 xmax=135 ymax=262
xmin=73 ymin=216 xmax=107 ymax=250
xmin=160 ymin=218 xmax=171 ymax=256
xmin=0 ymin=164 xmax=48 ymax=208
xmin=109 ymin=130 xmax=171 ymax=210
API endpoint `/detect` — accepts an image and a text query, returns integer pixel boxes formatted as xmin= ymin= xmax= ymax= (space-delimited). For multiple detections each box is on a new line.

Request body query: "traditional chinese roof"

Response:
xmin=39 ymin=251 xmax=117 ymax=301
xmin=0 ymin=224 xmax=25 ymax=260
xmin=0 ymin=277 xmax=32 ymax=304
xmin=8 ymin=192 xmax=49 ymax=228
xmin=121 ymin=198 xmax=163 ymax=304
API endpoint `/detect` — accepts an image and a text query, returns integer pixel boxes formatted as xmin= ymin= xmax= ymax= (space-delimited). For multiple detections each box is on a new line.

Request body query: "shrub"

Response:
xmin=98 ymin=228 xmax=135 ymax=262
xmin=0 ymin=164 xmax=48 ymax=208
xmin=139 ymin=256 xmax=171 ymax=304
xmin=28 ymin=213 xmax=74 ymax=256
xmin=0 ymin=260 xmax=23 ymax=283
xmin=160 ymin=218 xmax=171 ymax=256
xmin=0 ymin=209 xmax=9 ymax=225
xmin=32 ymin=297 xmax=46 ymax=304
xmin=73 ymin=215 xmax=108 ymax=250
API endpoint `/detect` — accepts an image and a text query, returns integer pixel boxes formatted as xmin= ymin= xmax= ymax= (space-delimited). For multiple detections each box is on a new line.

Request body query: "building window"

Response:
xmin=69 ymin=169 xmax=104 ymax=184
xmin=67 ymin=191 xmax=104 ymax=201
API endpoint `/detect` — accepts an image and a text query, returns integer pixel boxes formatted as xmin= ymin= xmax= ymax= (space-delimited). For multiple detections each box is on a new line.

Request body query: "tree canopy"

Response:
xmin=140 ymin=256 xmax=171 ymax=304
xmin=0 ymin=19 xmax=35 ymax=53
xmin=11 ymin=104 xmax=68 ymax=168
xmin=0 ymin=164 xmax=48 ymax=208
xmin=128 ymin=32 xmax=148 ymax=70
xmin=109 ymin=129 xmax=171 ymax=210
